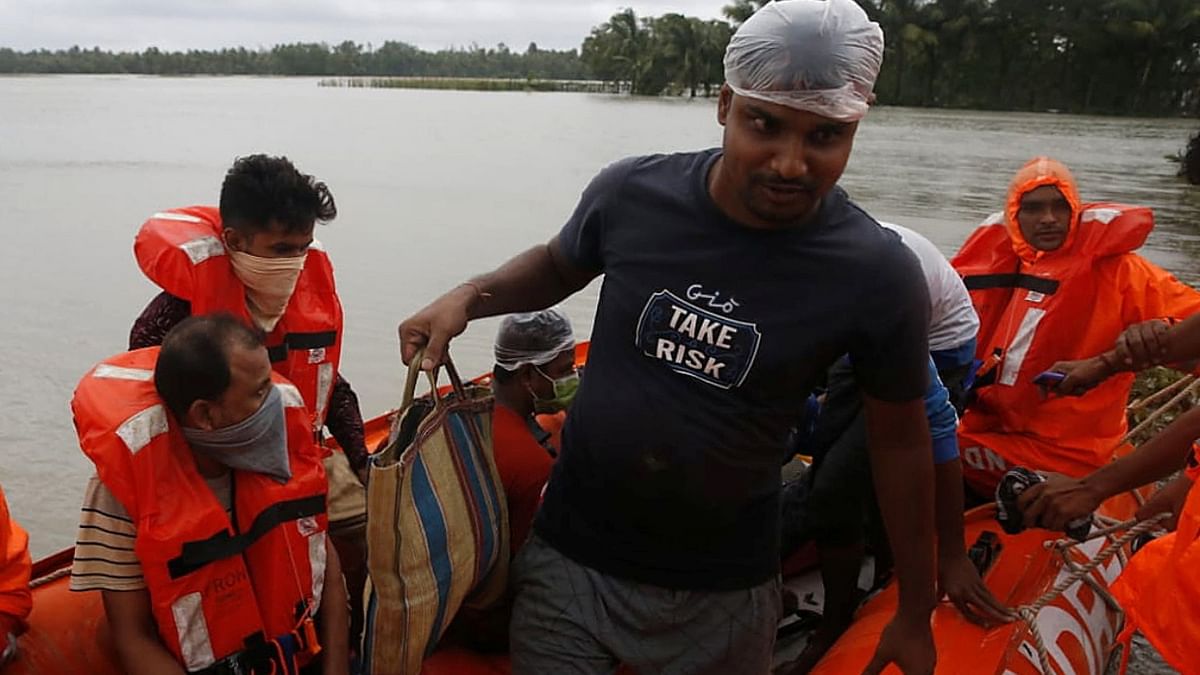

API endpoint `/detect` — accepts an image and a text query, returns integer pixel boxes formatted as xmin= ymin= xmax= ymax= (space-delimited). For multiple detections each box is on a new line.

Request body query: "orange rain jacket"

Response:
xmin=952 ymin=158 xmax=1200 ymax=493
xmin=0 ymin=485 xmax=31 ymax=637
xmin=1113 ymin=477 xmax=1200 ymax=674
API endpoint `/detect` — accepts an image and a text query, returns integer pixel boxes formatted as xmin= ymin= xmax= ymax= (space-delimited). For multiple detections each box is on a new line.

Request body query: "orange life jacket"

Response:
xmin=952 ymin=158 xmax=1200 ymax=491
xmin=134 ymin=206 xmax=343 ymax=437
xmin=0 ymin=485 xmax=31 ymax=636
xmin=71 ymin=347 xmax=329 ymax=673
xmin=1112 ymin=477 xmax=1200 ymax=674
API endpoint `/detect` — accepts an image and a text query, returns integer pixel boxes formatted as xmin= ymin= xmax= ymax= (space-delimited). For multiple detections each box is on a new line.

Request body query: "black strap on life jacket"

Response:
xmin=168 ymin=494 xmax=326 ymax=579
xmin=266 ymin=331 xmax=338 ymax=363
xmin=963 ymin=273 xmax=1060 ymax=295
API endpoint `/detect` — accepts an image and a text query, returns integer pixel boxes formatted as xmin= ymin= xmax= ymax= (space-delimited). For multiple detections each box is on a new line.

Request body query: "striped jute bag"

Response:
xmin=361 ymin=352 xmax=509 ymax=675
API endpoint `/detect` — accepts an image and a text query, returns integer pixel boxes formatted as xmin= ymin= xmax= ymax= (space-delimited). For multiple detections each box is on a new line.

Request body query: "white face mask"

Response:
xmin=228 ymin=250 xmax=307 ymax=332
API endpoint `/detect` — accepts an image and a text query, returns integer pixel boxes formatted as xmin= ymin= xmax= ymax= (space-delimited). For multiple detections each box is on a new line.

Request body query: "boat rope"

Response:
xmin=1013 ymin=512 xmax=1171 ymax=674
xmin=1127 ymin=374 xmax=1195 ymax=414
xmin=1123 ymin=377 xmax=1200 ymax=445
xmin=29 ymin=567 xmax=71 ymax=589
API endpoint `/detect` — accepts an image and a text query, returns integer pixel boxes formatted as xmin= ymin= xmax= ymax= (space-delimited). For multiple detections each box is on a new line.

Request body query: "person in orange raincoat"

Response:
xmin=1018 ymin=151 xmax=1200 ymax=674
xmin=951 ymin=156 xmax=1200 ymax=496
xmin=0 ymin=485 xmax=32 ymax=667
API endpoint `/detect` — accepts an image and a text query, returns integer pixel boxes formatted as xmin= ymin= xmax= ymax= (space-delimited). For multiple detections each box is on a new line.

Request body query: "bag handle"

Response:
xmin=401 ymin=347 xmax=441 ymax=412
xmin=401 ymin=347 xmax=470 ymax=412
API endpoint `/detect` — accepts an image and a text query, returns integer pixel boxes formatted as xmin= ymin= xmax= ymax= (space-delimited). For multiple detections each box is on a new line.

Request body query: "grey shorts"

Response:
xmin=510 ymin=535 xmax=782 ymax=675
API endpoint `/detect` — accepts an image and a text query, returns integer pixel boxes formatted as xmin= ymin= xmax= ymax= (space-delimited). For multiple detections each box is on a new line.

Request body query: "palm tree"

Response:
xmin=722 ymin=0 xmax=771 ymax=26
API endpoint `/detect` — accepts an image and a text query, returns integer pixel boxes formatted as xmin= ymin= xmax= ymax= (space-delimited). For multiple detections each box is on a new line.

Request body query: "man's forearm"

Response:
xmin=866 ymin=398 xmax=937 ymax=617
xmin=1087 ymin=406 xmax=1200 ymax=499
xmin=934 ymin=459 xmax=967 ymax=560
xmin=1160 ymin=315 xmax=1200 ymax=365
xmin=319 ymin=539 xmax=350 ymax=675
xmin=463 ymin=240 xmax=596 ymax=320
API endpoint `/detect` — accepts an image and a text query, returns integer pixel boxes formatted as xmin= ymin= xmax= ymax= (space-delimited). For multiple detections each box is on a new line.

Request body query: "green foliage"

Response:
xmin=861 ymin=0 xmax=1200 ymax=115
xmin=722 ymin=0 xmax=771 ymax=26
xmin=318 ymin=77 xmax=619 ymax=93
xmin=1127 ymin=368 xmax=1200 ymax=440
xmin=581 ymin=9 xmax=731 ymax=97
xmin=1 ymin=0 xmax=1198 ymax=114
xmin=0 ymin=41 xmax=589 ymax=80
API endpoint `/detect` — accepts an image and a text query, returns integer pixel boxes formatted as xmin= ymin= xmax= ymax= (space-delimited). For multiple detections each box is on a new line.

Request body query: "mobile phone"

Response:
xmin=1033 ymin=371 xmax=1066 ymax=386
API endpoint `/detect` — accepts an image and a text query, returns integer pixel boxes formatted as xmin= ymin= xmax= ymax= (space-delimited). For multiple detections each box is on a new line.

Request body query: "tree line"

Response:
xmin=1 ymin=0 xmax=1197 ymax=116
xmin=0 ymin=41 xmax=588 ymax=80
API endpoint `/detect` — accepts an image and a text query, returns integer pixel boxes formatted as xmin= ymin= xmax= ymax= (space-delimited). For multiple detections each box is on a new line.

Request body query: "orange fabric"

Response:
xmin=953 ymin=158 xmax=1200 ymax=494
xmin=134 ymin=206 xmax=344 ymax=436
xmin=71 ymin=348 xmax=329 ymax=669
xmin=492 ymin=405 xmax=555 ymax=556
xmin=1112 ymin=477 xmax=1200 ymax=673
xmin=1187 ymin=441 xmax=1200 ymax=482
xmin=533 ymin=411 xmax=566 ymax=454
xmin=0 ymin=485 xmax=31 ymax=635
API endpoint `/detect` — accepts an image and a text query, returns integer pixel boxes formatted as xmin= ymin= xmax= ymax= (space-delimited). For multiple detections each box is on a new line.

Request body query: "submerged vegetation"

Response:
xmin=317 ymin=77 xmax=622 ymax=94
xmin=1 ymin=0 xmax=1198 ymax=115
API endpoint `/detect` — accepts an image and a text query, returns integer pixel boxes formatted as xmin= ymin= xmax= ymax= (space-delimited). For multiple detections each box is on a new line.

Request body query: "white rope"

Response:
xmin=1013 ymin=513 xmax=1171 ymax=674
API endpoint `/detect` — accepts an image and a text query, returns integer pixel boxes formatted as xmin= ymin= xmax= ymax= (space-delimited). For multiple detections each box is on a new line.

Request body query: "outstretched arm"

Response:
xmin=398 ymin=236 xmax=597 ymax=370
xmin=1019 ymin=405 xmax=1200 ymax=530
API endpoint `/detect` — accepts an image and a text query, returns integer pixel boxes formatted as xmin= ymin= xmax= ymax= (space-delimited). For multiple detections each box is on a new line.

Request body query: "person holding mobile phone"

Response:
xmin=950 ymin=157 xmax=1200 ymax=498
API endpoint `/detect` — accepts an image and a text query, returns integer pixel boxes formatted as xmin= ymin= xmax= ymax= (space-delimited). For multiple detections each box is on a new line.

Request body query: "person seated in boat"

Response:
xmin=491 ymin=308 xmax=578 ymax=556
xmin=1022 ymin=156 xmax=1200 ymax=673
xmin=0 ymin=485 xmax=31 ymax=668
xmin=127 ymin=154 xmax=370 ymax=652
xmin=68 ymin=315 xmax=349 ymax=675
xmin=951 ymin=156 xmax=1200 ymax=498
xmin=1016 ymin=345 xmax=1200 ymax=672
xmin=398 ymin=1 xmax=942 ymax=672
xmin=779 ymin=223 xmax=1010 ymax=673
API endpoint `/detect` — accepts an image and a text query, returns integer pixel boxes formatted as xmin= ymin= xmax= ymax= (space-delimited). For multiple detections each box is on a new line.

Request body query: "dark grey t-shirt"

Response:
xmin=534 ymin=150 xmax=931 ymax=590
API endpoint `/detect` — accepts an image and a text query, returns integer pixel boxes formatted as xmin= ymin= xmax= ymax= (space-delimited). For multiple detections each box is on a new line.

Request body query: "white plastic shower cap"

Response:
xmin=723 ymin=0 xmax=884 ymax=122
xmin=494 ymin=308 xmax=576 ymax=372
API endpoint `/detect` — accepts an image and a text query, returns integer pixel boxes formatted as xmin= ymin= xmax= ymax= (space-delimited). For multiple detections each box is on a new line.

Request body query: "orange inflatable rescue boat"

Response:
xmin=9 ymin=343 xmax=1150 ymax=675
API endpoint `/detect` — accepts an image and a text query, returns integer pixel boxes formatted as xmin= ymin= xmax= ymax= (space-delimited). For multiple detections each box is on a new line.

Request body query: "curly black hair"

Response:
xmin=219 ymin=154 xmax=337 ymax=233
xmin=1185 ymin=130 xmax=1200 ymax=186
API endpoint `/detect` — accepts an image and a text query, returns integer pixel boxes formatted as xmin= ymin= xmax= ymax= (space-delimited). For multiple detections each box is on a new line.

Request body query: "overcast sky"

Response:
xmin=1 ymin=0 xmax=729 ymax=53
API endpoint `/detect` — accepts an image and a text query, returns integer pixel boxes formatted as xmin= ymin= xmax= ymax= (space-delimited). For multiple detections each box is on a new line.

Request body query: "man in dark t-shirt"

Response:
xmin=399 ymin=1 xmax=938 ymax=673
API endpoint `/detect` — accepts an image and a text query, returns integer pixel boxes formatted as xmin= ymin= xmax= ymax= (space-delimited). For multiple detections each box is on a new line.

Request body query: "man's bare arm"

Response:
xmin=102 ymin=589 xmax=187 ymax=675
xmin=862 ymin=395 xmax=936 ymax=675
xmin=398 ymin=237 xmax=598 ymax=370
xmin=318 ymin=538 xmax=350 ymax=675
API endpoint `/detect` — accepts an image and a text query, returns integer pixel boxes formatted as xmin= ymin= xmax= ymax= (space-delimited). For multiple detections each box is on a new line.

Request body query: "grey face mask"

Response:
xmin=182 ymin=384 xmax=292 ymax=483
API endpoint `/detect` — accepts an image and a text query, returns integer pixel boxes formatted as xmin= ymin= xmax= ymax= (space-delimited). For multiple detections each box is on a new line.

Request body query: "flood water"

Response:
xmin=1 ymin=76 xmax=1197 ymax=574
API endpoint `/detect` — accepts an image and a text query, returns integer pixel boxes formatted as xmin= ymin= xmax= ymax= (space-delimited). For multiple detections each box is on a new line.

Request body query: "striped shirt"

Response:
xmin=69 ymin=474 xmax=232 ymax=592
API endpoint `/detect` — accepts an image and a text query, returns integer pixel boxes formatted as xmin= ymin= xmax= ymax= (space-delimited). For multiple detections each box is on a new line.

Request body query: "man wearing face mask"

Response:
xmin=69 ymin=314 xmax=349 ymax=675
xmin=490 ymin=308 xmax=579 ymax=556
xmin=127 ymin=154 xmax=370 ymax=650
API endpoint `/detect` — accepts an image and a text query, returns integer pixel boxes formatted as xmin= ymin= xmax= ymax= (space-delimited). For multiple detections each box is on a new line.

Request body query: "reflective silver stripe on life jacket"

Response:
xmin=278 ymin=383 xmax=305 ymax=409
xmin=171 ymin=591 xmax=216 ymax=671
xmin=999 ymin=308 xmax=1047 ymax=386
xmin=308 ymin=531 xmax=327 ymax=613
xmin=177 ymin=235 xmax=226 ymax=266
xmin=152 ymin=211 xmax=204 ymax=224
xmin=1080 ymin=207 xmax=1121 ymax=225
xmin=93 ymin=365 xmax=154 ymax=381
xmin=116 ymin=404 xmax=169 ymax=455
xmin=315 ymin=363 xmax=334 ymax=430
